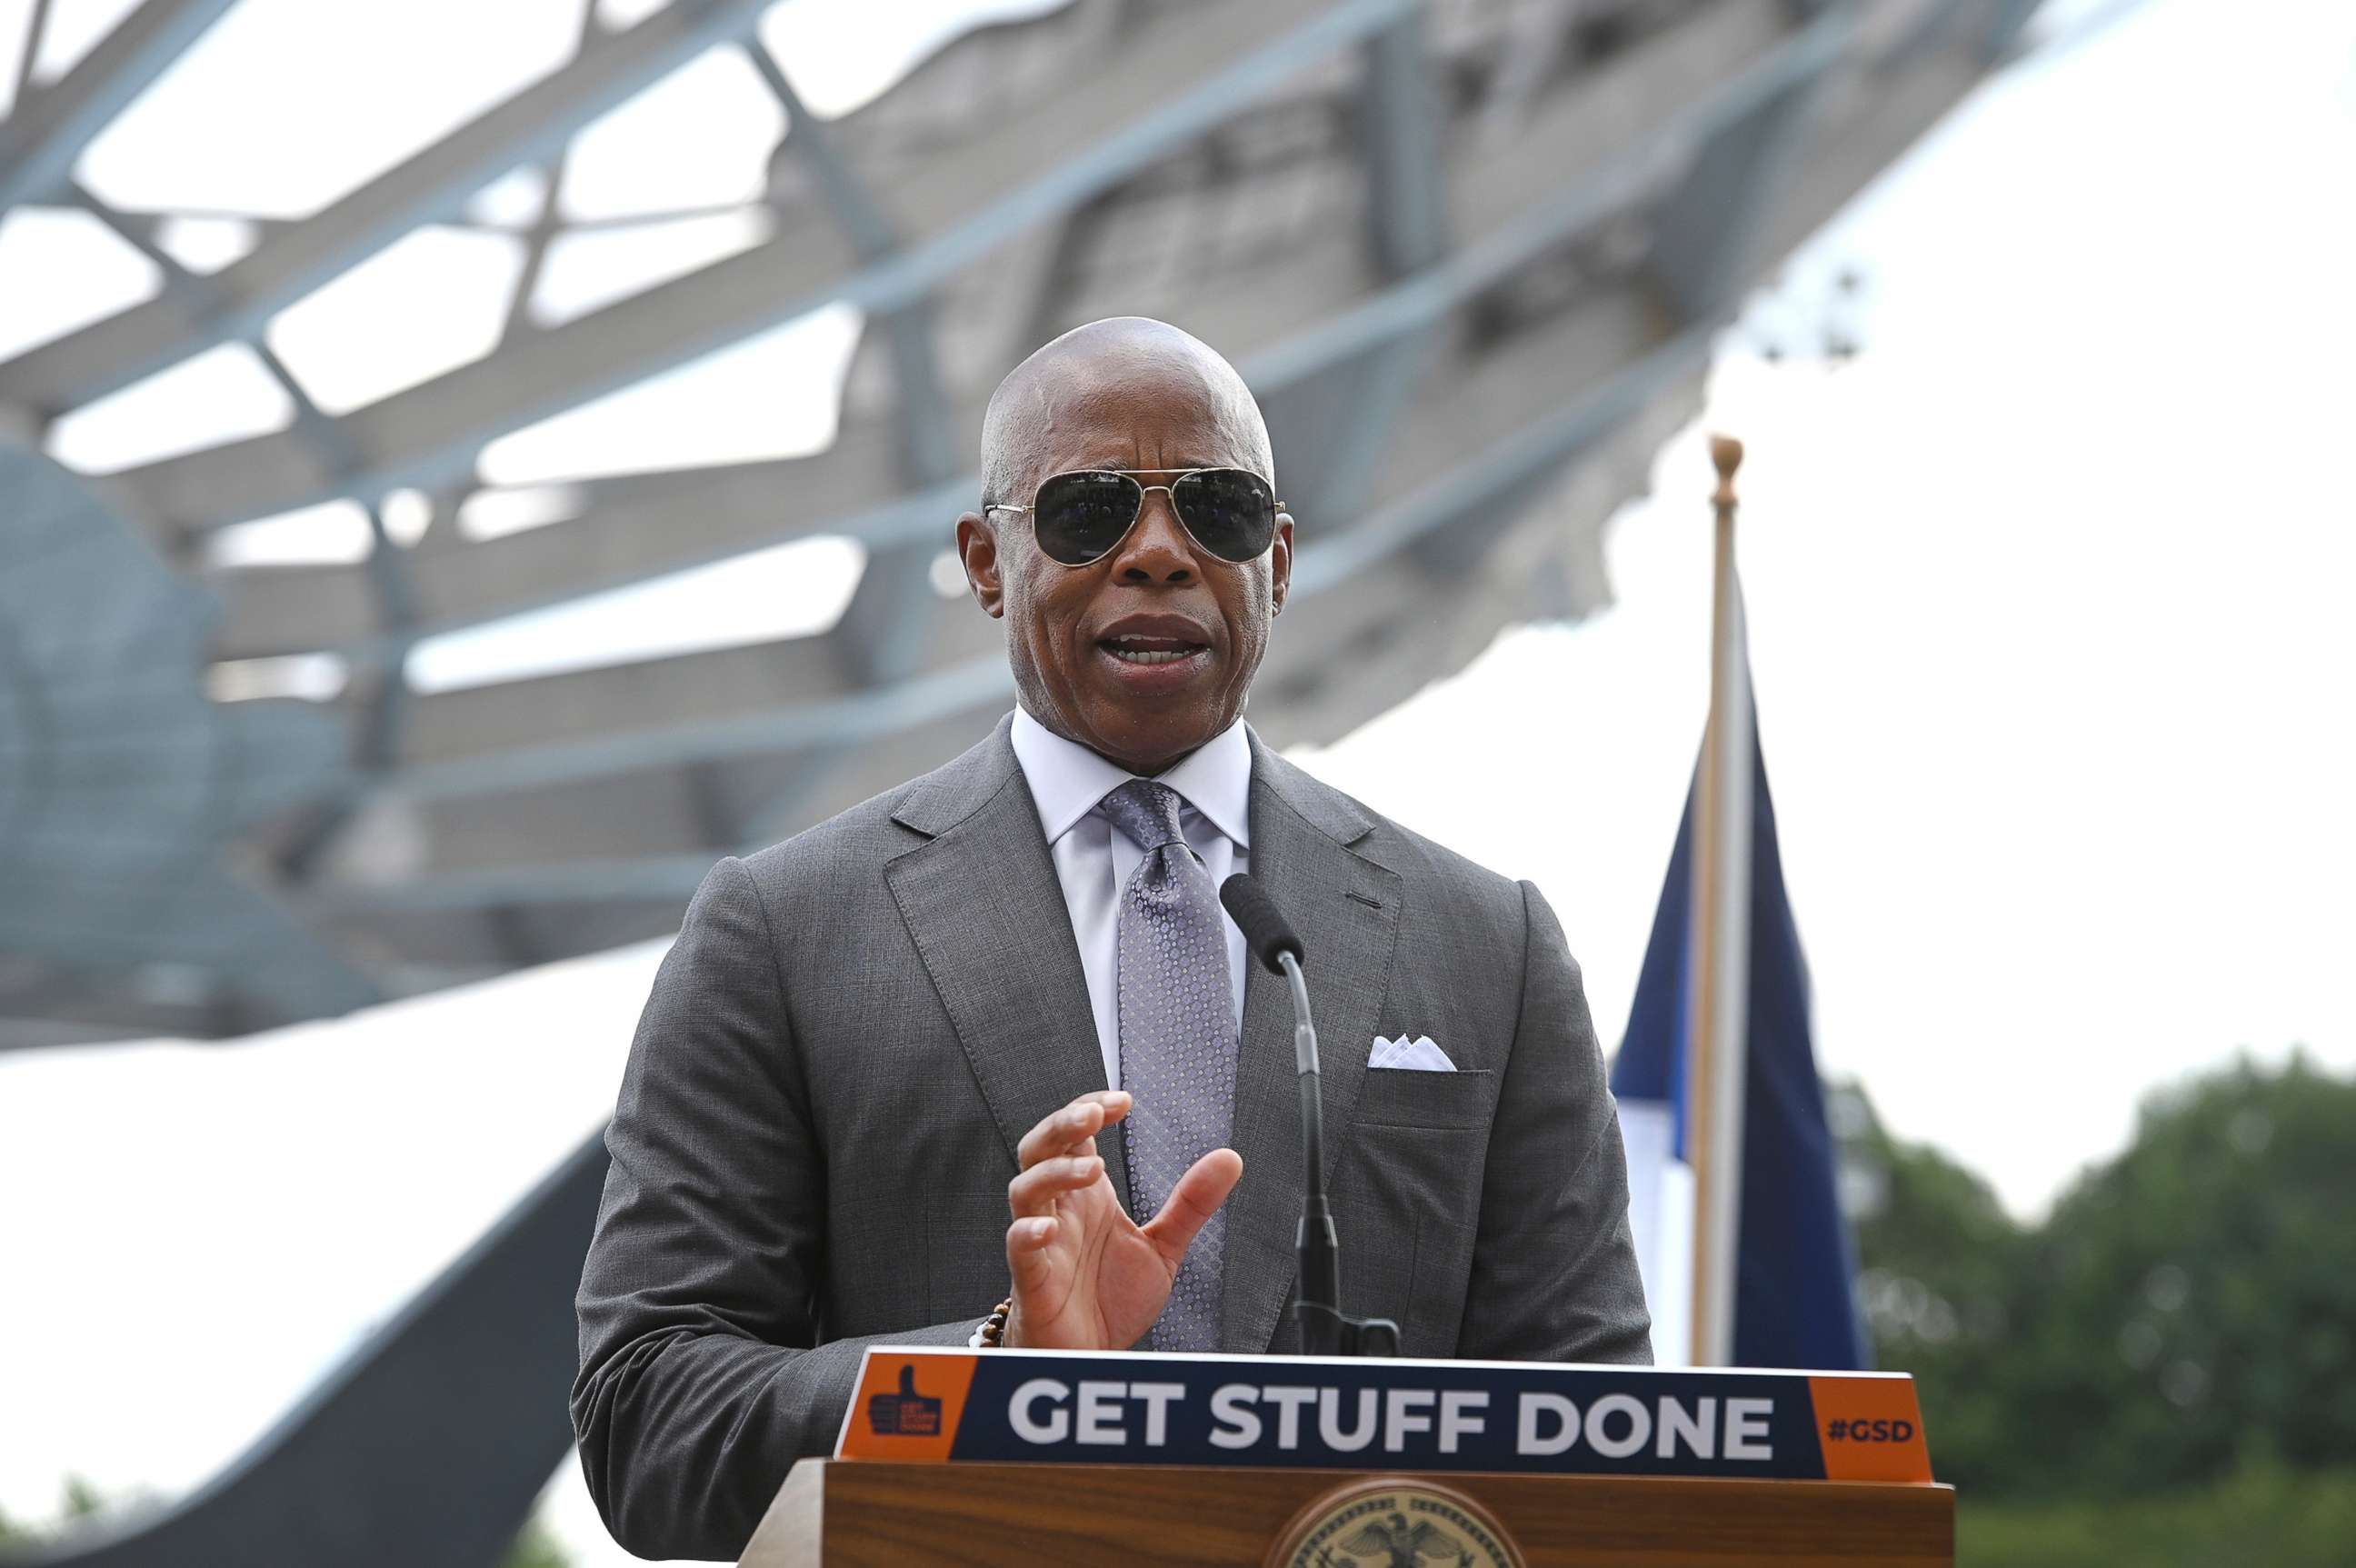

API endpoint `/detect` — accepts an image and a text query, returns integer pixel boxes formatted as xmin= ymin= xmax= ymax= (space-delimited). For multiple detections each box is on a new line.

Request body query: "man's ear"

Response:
xmin=1269 ymin=512 xmax=1294 ymax=616
xmin=955 ymin=513 xmax=1004 ymax=618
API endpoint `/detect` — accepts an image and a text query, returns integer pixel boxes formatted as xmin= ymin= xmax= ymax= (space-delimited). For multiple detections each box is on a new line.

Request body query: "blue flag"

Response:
xmin=1611 ymin=709 xmax=1868 ymax=1370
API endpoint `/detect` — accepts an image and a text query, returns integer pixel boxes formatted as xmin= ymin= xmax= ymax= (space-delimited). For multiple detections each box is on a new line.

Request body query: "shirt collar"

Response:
xmin=1010 ymin=706 xmax=1253 ymax=849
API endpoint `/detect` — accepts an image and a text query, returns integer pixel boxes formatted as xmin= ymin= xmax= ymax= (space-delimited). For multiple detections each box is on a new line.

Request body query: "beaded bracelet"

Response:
xmin=968 ymin=1296 xmax=1013 ymax=1348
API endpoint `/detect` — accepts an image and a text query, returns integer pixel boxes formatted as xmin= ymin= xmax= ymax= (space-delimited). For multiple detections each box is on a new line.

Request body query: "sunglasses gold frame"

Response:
xmin=983 ymin=466 xmax=1287 ymax=566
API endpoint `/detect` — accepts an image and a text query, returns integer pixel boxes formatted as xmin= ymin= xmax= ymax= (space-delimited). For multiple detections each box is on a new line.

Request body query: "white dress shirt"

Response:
xmin=1009 ymin=706 xmax=1253 ymax=1089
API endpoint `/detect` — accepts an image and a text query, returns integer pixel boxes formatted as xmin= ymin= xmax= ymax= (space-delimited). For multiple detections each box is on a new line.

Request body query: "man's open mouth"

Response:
xmin=1099 ymin=634 xmax=1209 ymax=666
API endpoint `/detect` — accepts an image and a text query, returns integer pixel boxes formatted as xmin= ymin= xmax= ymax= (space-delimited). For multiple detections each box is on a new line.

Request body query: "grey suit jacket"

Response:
xmin=573 ymin=715 xmax=1650 ymax=1560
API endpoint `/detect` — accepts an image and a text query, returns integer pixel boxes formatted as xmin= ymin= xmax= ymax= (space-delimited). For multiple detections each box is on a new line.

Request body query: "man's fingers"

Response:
xmin=1140 ymin=1148 xmax=1243 ymax=1265
xmin=1015 ymin=1100 xmax=1099 ymax=1170
xmin=1005 ymin=1214 xmax=1060 ymax=1295
xmin=1007 ymin=1152 xmax=1105 ymax=1218
xmin=1016 ymin=1090 xmax=1132 ymax=1169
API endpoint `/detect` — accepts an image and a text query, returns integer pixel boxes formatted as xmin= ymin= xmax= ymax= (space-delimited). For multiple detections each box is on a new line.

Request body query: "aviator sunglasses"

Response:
xmin=984 ymin=467 xmax=1284 ymax=567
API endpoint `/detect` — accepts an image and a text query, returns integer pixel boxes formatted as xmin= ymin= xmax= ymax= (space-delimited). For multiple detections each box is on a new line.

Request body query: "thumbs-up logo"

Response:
xmin=867 ymin=1363 xmax=943 ymax=1436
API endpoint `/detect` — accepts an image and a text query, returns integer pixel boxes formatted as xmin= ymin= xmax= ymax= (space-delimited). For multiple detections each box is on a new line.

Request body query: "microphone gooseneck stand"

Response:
xmin=1276 ymin=945 xmax=1400 ymax=1358
xmin=1221 ymin=874 xmax=1399 ymax=1358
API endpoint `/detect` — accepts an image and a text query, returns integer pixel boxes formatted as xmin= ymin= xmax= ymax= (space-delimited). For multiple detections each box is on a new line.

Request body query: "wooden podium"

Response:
xmin=740 ymin=1346 xmax=1952 ymax=1566
xmin=742 ymin=1458 xmax=1953 ymax=1565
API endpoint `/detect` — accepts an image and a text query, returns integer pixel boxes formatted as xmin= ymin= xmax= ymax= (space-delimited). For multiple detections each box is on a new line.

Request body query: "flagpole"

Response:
xmin=1685 ymin=434 xmax=1755 ymax=1367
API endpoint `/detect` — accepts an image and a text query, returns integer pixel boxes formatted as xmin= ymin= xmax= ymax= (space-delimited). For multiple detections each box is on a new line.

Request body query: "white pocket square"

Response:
xmin=1369 ymin=1034 xmax=1454 ymax=1072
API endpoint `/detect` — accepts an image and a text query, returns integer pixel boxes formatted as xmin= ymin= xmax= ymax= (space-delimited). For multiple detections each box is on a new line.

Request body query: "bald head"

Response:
xmin=953 ymin=315 xmax=1293 ymax=775
xmin=979 ymin=316 xmax=1273 ymax=513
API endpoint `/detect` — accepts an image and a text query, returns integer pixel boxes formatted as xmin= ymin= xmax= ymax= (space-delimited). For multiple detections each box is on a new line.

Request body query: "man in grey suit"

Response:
xmin=573 ymin=316 xmax=1650 ymax=1561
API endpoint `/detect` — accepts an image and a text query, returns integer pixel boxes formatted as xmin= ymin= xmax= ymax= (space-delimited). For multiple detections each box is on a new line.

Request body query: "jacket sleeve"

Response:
xmin=571 ymin=855 xmax=979 ymax=1562
xmin=1455 ymin=878 xmax=1655 ymax=1365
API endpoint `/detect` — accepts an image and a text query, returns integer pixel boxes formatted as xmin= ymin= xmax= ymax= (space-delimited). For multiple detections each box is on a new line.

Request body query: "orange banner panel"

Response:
xmin=1808 ymin=1375 xmax=1932 ymax=1483
xmin=838 ymin=1352 xmax=979 ymax=1461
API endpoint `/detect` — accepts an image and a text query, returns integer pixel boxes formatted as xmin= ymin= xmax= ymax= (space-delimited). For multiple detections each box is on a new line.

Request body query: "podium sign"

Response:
xmin=835 ymin=1347 xmax=1932 ymax=1484
xmin=749 ymin=1353 xmax=1950 ymax=1564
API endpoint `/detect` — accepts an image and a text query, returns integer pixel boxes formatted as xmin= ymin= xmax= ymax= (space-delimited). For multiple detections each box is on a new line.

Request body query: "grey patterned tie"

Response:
xmin=1099 ymin=778 xmax=1237 ymax=1353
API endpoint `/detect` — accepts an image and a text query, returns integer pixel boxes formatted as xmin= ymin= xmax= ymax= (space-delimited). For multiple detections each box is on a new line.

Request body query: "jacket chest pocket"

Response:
xmin=1338 ymin=1068 xmax=1496 ymax=1354
xmin=1350 ymin=1065 xmax=1495 ymax=1131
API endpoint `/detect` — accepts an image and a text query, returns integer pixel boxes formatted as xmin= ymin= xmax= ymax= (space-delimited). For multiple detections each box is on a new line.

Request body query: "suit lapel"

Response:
xmin=884 ymin=718 xmax=1131 ymax=1212
xmin=1222 ymin=735 xmax=1402 ymax=1352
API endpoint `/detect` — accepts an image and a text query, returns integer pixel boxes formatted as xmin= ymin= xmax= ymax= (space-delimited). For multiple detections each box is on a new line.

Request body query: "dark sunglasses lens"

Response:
xmin=1172 ymin=469 xmax=1277 ymax=562
xmin=1032 ymin=471 xmax=1141 ymax=564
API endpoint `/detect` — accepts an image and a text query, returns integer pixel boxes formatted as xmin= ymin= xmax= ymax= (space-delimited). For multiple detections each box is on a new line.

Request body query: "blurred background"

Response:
xmin=0 ymin=0 xmax=2350 ymax=1563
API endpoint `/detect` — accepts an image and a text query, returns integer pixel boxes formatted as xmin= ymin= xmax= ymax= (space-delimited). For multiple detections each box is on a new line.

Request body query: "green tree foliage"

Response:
xmin=1834 ymin=1081 xmax=2030 ymax=1496
xmin=1957 ymin=1462 xmax=2356 ymax=1568
xmin=1844 ymin=1053 xmax=2356 ymax=1501
xmin=0 ymin=1477 xmax=572 ymax=1568
xmin=1840 ymin=1054 xmax=2356 ymax=1561
xmin=2002 ymin=1054 xmax=2356 ymax=1499
xmin=0 ymin=1477 xmax=150 ymax=1559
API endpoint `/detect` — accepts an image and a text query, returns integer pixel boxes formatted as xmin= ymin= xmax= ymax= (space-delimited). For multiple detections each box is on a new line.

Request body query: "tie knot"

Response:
xmin=1098 ymin=778 xmax=1189 ymax=852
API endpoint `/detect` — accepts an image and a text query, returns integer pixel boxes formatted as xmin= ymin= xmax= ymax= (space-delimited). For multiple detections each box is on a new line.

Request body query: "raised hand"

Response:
xmin=1002 ymin=1088 xmax=1243 ymax=1350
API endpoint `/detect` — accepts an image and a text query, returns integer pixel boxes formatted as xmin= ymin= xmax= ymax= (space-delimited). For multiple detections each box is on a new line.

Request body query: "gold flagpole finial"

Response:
xmin=1709 ymin=434 xmax=1744 ymax=509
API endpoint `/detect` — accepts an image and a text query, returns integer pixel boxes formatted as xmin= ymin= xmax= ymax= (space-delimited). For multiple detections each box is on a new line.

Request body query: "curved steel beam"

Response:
xmin=93 ymin=0 xmax=1417 ymax=534
xmin=0 ymin=0 xmax=237 ymax=214
xmin=25 ymin=1135 xmax=610 ymax=1568
xmin=0 ymin=0 xmax=771 ymax=408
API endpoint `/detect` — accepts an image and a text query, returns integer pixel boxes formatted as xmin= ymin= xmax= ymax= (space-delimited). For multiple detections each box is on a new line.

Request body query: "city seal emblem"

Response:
xmin=1265 ymin=1477 xmax=1525 ymax=1568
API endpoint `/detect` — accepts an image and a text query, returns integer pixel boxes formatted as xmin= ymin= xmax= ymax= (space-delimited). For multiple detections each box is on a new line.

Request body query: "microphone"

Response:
xmin=1220 ymin=874 xmax=1398 ymax=1358
xmin=1219 ymin=872 xmax=1303 ymax=975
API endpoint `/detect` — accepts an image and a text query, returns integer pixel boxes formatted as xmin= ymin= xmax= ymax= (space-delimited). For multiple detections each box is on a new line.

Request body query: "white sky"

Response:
xmin=3 ymin=0 xmax=2352 ymax=1558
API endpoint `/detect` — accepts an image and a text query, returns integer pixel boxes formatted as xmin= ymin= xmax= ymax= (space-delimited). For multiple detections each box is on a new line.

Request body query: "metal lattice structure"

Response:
xmin=1 ymin=0 xmax=2028 ymax=1049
